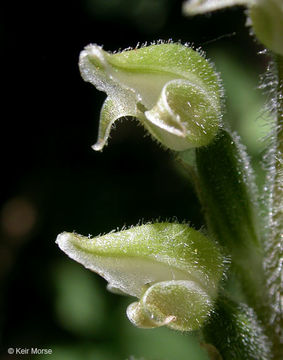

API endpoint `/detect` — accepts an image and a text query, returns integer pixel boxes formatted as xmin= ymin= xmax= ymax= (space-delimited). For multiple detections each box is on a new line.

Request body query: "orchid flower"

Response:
xmin=79 ymin=42 xmax=223 ymax=152
xmin=56 ymin=223 xmax=224 ymax=331
xmin=183 ymin=0 xmax=283 ymax=56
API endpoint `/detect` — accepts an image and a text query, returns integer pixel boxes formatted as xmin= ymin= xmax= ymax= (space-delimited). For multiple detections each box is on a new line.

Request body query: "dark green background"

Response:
xmin=1 ymin=1 xmax=269 ymax=359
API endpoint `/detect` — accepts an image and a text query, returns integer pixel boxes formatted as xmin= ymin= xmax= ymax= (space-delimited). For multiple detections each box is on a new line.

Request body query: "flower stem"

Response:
xmin=195 ymin=129 xmax=266 ymax=319
xmin=265 ymin=54 xmax=283 ymax=360
xmin=203 ymin=293 xmax=270 ymax=360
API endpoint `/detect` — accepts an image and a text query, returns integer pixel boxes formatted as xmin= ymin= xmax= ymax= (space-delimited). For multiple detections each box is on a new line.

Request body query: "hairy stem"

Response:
xmin=195 ymin=129 xmax=267 ymax=320
xmin=203 ymin=293 xmax=270 ymax=360
xmin=265 ymin=54 xmax=283 ymax=360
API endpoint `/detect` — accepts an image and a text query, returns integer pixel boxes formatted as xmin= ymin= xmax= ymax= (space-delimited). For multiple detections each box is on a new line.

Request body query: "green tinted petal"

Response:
xmin=183 ymin=0 xmax=252 ymax=15
xmin=144 ymin=79 xmax=221 ymax=150
xmin=107 ymin=43 xmax=221 ymax=97
xmin=92 ymin=96 xmax=137 ymax=151
xmin=249 ymin=0 xmax=283 ymax=56
xmin=126 ymin=301 xmax=158 ymax=329
xmin=56 ymin=223 xmax=223 ymax=299
xmin=140 ymin=280 xmax=213 ymax=331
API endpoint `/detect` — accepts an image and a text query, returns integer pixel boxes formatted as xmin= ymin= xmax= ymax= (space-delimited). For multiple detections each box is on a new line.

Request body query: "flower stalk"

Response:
xmin=203 ymin=294 xmax=271 ymax=360
xmin=264 ymin=54 xmax=283 ymax=359
xmin=194 ymin=129 xmax=267 ymax=322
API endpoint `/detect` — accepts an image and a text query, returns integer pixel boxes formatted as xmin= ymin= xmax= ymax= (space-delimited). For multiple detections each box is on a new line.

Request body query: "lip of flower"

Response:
xmin=79 ymin=42 xmax=223 ymax=152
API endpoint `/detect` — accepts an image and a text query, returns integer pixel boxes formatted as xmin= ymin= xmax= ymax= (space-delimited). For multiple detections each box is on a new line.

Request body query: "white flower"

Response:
xmin=79 ymin=42 xmax=223 ymax=152
xmin=183 ymin=0 xmax=283 ymax=56
xmin=56 ymin=223 xmax=224 ymax=331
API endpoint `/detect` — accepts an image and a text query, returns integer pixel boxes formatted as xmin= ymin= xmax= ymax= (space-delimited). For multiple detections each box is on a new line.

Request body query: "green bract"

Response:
xmin=56 ymin=223 xmax=224 ymax=331
xmin=79 ymin=43 xmax=222 ymax=151
xmin=183 ymin=0 xmax=283 ymax=56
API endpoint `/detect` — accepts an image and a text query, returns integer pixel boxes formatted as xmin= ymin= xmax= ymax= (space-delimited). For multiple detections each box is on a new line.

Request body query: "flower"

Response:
xmin=79 ymin=42 xmax=223 ymax=152
xmin=56 ymin=222 xmax=224 ymax=331
xmin=183 ymin=0 xmax=283 ymax=56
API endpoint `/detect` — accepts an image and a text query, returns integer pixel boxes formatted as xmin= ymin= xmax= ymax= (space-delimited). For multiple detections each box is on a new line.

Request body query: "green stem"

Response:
xmin=203 ymin=293 xmax=270 ymax=360
xmin=195 ymin=129 xmax=266 ymax=318
xmin=265 ymin=54 xmax=283 ymax=360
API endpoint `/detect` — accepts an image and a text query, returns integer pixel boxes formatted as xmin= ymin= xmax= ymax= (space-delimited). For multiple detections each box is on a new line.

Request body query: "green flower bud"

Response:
xmin=183 ymin=0 xmax=283 ymax=56
xmin=56 ymin=222 xmax=224 ymax=331
xmin=79 ymin=43 xmax=222 ymax=151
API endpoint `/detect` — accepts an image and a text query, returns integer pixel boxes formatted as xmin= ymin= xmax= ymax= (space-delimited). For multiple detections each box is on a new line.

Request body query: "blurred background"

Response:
xmin=1 ymin=0 xmax=272 ymax=359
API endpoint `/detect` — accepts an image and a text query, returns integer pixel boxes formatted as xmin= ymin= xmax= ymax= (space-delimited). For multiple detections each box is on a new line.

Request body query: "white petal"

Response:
xmin=140 ymin=280 xmax=213 ymax=331
xmin=92 ymin=96 xmax=137 ymax=151
xmin=183 ymin=0 xmax=253 ymax=15
xmin=144 ymin=79 xmax=221 ymax=151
